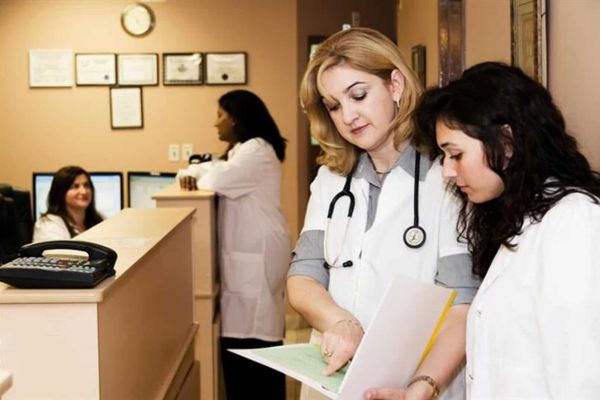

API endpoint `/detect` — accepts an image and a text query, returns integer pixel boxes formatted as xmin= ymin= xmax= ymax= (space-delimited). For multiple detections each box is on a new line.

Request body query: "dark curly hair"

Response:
xmin=414 ymin=62 xmax=600 ymax=278
xmin=44 ymin=166 xmax=103 ymax=237
xmin=218 ymin=90 xmax=287 ymax=162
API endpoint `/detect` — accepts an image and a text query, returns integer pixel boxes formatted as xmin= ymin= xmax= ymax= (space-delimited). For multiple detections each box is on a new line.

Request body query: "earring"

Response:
xmin=394 ymin=98 xmax=400 ymax=110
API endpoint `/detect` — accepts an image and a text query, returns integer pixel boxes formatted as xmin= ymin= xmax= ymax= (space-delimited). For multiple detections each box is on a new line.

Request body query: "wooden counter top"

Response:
xmin=152 ymin=183 xmax=215 ymax=200
xmin=0 ymin=207 xmax=194 ymax=304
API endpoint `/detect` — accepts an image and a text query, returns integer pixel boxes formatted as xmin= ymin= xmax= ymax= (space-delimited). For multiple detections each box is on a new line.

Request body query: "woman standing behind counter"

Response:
xmin=33 ymin=166 xmax=103 ymax=242
xmin=177 ymin=89 xmax=291 ymax=400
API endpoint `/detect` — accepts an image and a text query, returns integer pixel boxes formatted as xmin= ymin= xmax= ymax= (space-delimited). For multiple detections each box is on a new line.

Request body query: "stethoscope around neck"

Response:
xmin=324 ymin=151 xmax=426 ymax=269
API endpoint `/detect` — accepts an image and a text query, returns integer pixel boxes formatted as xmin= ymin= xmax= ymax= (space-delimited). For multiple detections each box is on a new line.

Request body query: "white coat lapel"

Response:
xmin=476 ymin=217 xmax=533 ymax=297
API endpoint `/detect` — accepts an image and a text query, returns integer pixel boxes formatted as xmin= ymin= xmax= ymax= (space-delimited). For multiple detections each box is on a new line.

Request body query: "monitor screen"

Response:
xmin=32 ymin=172 xmax=124 ymax=221
xmin=127 ymin=172 xmax=176 ymax=208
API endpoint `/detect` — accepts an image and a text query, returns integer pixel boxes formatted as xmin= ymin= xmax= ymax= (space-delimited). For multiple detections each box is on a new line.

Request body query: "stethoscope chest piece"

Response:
xmin=403 ymin=225 xmax=426 ymax=248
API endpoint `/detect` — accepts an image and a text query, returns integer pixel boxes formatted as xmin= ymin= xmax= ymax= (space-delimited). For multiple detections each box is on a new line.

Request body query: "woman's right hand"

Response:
xmin=179 ymin=175 xmax=198 ymax=191
xmin=320 ymin=318 xmax=364 ymax=375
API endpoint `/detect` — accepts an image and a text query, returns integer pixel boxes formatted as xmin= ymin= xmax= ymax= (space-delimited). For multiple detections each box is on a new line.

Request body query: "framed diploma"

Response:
xmin=205 ymin=52 xmax=247 ymax=85
xmin=110 ymin=87 xmax=143 ymax=129
xmin=117 ymin=53 xmax=159 ymax=86
xmin=163 ymin=53 xmax=203 ymax=85
xmin=29 ymin=49 xmax=74 ymax=87
xmin=76 ymin=53 xmax=117 ymax=86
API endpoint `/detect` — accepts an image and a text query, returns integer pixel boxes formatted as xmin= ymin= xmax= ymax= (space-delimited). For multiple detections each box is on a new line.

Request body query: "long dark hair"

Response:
xmin=44 ymin=166 xmax=103 ymax=237
xmin=218 ymin=90 xmax=287 ymax=161
xmin=415 ymin=62 xmax=600 ymax=278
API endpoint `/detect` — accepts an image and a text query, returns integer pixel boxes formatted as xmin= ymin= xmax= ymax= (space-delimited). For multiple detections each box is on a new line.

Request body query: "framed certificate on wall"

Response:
xmin=110 ymin=87 xmax=143 ymax=129
xmin=117 ymin=53 xmax=158 ymax=86
xmin=205 ymin=52 xmax=247 ymax=85
xmin=163 ymin=53 xmax=203 ymax=85
xmin=29 ymin=49 xmax=74 ymax=87
xmin=76 ymin=53 xmax=117 ymax=86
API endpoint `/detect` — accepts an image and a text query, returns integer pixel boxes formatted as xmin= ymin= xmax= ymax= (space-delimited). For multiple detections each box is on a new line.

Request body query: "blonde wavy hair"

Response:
xmin=300 ymin=27 xmax=422 ymax=175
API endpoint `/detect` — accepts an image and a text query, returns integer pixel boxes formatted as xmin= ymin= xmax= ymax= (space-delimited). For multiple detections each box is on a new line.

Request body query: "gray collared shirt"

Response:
xmin=288 ymin=146 xmax=480 ymax=304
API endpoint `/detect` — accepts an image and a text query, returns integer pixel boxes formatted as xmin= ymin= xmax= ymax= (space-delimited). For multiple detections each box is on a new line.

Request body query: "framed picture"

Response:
xmin=117 ymin=53 xmax=159 ymax=86
xmin=110 ymin=86 xmax=143 ymax=129
xmin=411 ymin=45 xmax=426 ymax=86
xmin=163 ymin=53 xmax=203 ymax=85
xmin=29 ymin=49 xmax=74 ymax=87
xmin=205 ymin=52 xmax=247 ymax=85
xmin=511 ymin=0 xmax=547 ymax=85
xmin=76 ymin=53 xmax=116 ymax=86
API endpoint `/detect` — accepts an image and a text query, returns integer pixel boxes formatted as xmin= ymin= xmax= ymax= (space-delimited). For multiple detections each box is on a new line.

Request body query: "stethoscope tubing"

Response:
xmin=324 ymin=151 xmax=425 ymax=268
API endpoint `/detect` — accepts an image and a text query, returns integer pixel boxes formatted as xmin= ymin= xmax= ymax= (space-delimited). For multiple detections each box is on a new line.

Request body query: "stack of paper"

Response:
xmin=232 ymin=274 xmax=456 ymax=399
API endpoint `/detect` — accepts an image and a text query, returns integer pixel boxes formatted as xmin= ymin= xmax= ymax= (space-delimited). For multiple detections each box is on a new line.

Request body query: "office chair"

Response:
xmin=0 ymin=194 xmax=21 ymax=259
xmin=0 ymin=184 xmax=33 ymax=258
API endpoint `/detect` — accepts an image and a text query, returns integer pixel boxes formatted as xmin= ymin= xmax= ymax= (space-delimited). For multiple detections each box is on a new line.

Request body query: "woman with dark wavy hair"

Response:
xmin=33 ymin=165 xmax=103 ymax=242
xmin=413 ymin=61 xmax=600 ymax=399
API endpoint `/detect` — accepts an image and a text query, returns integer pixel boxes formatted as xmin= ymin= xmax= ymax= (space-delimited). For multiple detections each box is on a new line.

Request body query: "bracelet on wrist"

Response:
xmin=335 ymin=318 xmax=364 ymax=333
xmin=409 ymin=375 xmax=440 ymax=399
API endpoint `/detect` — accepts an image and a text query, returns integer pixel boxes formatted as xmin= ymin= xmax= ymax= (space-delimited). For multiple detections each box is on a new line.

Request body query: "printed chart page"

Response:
xmin=232 ymin=274 xmax=456 ymax=400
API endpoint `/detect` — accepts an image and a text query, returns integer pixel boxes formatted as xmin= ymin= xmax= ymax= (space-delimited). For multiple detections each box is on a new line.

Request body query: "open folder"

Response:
xmin=231 ymin=274 xmax=456 ymax=400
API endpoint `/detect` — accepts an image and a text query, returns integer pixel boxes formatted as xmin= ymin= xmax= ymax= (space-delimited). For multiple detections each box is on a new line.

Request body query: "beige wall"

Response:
xmin=549 ymin=0 xmax=600 ymax=169
xmin=0 ymin=0 xmax=300 ymax=233
xmin=397 ymin=0 xmax=599 ymax=170
xmin=465 ymin=0 xmax=511 ymax=67
xmin=397 ymin=0 xmax=439 ymax=87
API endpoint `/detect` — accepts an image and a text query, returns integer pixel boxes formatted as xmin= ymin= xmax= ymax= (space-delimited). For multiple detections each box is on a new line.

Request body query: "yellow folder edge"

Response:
xmin=416 ymin=289 xmax=457 ymax=368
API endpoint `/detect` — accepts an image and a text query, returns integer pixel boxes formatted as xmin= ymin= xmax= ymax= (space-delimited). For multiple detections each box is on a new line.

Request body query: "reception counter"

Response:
xmin=153 ymin=185 xmax=219 ymax=400
xmin=0 ymin=208 xmax=198 ymax=399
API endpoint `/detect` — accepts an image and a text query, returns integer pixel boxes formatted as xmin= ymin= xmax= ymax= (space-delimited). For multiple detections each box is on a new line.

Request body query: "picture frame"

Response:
xmin=205 ymin=52 xmax=247 ymax=85
xmin=411 ymin=45 xmax=426 ymax=87
xmin=110 ymin=86 xmax=143 ymax=129
xmin=511 ymin=0 xmax=547 ymax=85
xmin=163 ymin=53 xmax=203 ymax=85
xmin=117 ymin=53 xmax=159 ymax=86
xmin=75 ymin=53 xmax=116 ymax=86
xmin=29 ymin=49 xmax=74 ymax=87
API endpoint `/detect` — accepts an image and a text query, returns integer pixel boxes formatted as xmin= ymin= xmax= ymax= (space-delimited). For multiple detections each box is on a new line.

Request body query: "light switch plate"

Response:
xmin=182 ymin=143 xmax=194 ymax=161
xmin=168 ymin=144 xmax=180 ymax=162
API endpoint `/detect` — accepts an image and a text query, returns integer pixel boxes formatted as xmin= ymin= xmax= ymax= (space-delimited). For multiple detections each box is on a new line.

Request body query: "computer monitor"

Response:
xmin=127 ymin=172 xmax=176 ymax=208
xmin=32 ymin=172 xmax=124 ymax=221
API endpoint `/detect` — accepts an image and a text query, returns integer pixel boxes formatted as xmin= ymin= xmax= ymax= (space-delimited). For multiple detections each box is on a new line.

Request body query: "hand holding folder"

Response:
xmin=231 ymin=274 xmax=456 ymax=400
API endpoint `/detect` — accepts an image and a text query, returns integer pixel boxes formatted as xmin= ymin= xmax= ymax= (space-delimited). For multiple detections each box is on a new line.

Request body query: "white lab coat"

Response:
xmin=466 ymin=193 xmax=600 ymax=399
xmin=302 ymin=149 xmax=468 ymax=399
xmin=33 ymin=214 xmax=71 ymax=242
xmin=178 ymin=138 xmax=291 ymax=341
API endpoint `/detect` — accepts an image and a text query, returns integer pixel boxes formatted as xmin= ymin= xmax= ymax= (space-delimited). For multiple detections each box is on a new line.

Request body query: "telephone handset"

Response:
xmin=0 ymin=240 xmax=117 ymax=289
xmin=188 ymin=153 xmax=212 ymax=164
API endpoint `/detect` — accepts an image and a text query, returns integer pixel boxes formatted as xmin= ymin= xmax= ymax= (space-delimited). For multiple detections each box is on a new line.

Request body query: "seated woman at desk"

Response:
xmin=177 ymin=89 xmax=291 ymax=400
xmin=33 ymin=166 xmax=103 ymax=242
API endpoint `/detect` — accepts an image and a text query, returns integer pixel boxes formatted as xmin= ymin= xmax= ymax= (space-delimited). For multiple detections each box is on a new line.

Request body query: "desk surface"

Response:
xmin=0 ymin=370 xmax=12 ymax=397
xmin=0 ymin=207 xmax=194 ymax=304
xmin=152 ymin=183 xmax=215 ymax=200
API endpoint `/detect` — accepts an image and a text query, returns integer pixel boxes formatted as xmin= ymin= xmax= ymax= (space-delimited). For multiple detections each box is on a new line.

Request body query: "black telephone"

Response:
xmin=0 ymin=240 xmax=117 ymax=289
xmin=188 ymin=153 xmax=212 ymax=164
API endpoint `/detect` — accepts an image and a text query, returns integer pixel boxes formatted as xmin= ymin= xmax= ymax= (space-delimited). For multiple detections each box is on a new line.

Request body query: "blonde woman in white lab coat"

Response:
xmin=288 ymin=28 xmax=480 ymax=400
xmin=178 ymin=90 xmax=290 ymax=400
xmin=413 ymin=62 xmax=600 ymax=399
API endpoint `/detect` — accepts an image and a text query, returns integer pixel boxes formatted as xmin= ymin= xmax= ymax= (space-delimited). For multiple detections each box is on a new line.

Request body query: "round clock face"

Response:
xmin=121 ymin=4 xmax=155 ymax=37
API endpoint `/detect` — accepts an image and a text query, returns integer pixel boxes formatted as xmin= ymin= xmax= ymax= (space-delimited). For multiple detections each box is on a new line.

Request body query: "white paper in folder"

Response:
xmin=231 ymin=273 xmax=456 ymax=400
